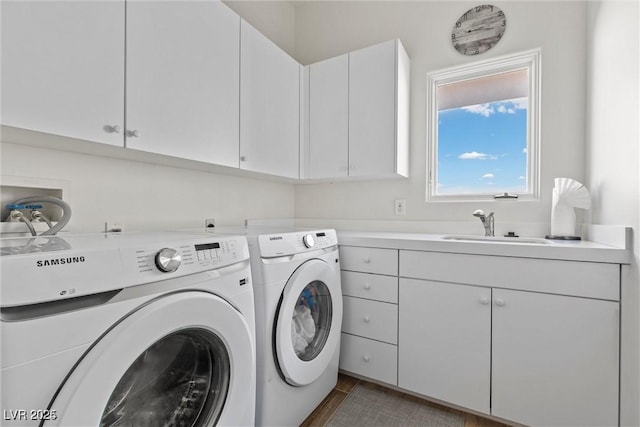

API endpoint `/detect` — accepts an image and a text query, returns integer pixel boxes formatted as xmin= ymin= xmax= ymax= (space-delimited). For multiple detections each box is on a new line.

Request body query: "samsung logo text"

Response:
xmin=36 ymin=256 xmax=86 ymax=267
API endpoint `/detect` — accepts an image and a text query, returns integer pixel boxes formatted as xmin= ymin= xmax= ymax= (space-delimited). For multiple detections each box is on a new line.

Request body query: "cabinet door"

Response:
xmin=1 ymin=0 xmax=124 ymax=146
xmin=240 ymin=21 xmax=300 ymax=179
xmin=492 ymin=289 xmax=619 ymax=426
xmin=349 ymin=40 xmax=397 ymax=177
xmin=126 ymin=1 xmax=240 ymax=167
xmin=398 ymin=278 xmax=491 ymax=414
xmin=308 ymin=54 xmax=349 ymax=179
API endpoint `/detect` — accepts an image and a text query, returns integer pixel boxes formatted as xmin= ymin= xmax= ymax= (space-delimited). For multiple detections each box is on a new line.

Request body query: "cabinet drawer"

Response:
xmin=340 ymin=246 xmax=398 ymax=275
xmin=342 ymin=271 xmax=398 ymax=303
xmin=400 ymin=250 xmax=620 ymax=301
xmin=340 ymin=333 xmax=397 ymax=386
xmin=342 ymin=296 xmax=397 ymax=344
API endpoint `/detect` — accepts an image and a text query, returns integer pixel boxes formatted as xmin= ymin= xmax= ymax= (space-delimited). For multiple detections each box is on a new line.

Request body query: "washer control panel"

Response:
xmin=258 ymin=229 xmax=337 ymax=258
xmin=130 ymin=235 xmax=248 ymax=275
xmin=1 ymin=233 xmax=250 ymax=307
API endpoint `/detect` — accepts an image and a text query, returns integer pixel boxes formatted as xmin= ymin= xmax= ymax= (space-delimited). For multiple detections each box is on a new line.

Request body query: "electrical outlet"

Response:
xmin=205 ymin=218 xmax=215 ymax=228
xmin=394 ymin=199 xmax=406 ymax=216
xmin=105 ymin=222 xmax=123 ymax=232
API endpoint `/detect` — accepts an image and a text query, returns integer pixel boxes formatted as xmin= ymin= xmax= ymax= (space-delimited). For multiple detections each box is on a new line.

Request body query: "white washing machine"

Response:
xmin=200 ymin=227 xmax=342 ymax=426
xmin=0 ymin=232 xmax=256 ymax=426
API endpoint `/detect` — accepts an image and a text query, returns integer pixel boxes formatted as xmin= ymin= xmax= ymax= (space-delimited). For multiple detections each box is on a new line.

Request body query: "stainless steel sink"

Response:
xmin=441 ymin=235 xmax=549 ymax=244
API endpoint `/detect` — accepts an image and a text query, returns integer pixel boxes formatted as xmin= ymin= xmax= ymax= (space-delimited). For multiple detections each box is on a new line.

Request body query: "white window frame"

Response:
xmin=426 ymin=48 xmax=541 ymax=202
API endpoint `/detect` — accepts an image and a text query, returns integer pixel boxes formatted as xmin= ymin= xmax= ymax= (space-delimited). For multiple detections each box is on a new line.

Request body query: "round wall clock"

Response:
xmin=451 ymin=4 xmax=506 ymax=55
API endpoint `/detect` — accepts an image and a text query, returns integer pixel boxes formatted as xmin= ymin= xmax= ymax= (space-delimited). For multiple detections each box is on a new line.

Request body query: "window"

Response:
xmin=427 ymin=49 xmax=540 ymax=201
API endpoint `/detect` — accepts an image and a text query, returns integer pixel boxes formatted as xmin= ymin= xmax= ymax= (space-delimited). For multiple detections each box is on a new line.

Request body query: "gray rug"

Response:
xmin=327 ymin=384 xmax=465 ymax=427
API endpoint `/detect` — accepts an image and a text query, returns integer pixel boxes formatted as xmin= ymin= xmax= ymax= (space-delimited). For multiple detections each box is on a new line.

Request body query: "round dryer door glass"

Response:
xmin=100 ymin=329 xmax=230 ymax=427
xmin=291 ymin=280 xmax=333 ymax=361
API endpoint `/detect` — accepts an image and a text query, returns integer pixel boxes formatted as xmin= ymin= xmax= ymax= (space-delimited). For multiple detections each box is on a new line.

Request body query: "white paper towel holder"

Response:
xmin=545 ymin=177 xmax=591 ymax=241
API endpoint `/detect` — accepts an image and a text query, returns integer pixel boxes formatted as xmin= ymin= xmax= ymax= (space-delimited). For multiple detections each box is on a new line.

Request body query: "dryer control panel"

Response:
xmin=258 ymin=229 xmax=338 ymax=258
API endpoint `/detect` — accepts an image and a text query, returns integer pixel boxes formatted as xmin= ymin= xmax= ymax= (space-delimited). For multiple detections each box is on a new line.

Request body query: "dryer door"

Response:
xmin=274 ymin=258 xmax=342 ymax=386
xmin=44 ymin=291 xmax=254 ymax=427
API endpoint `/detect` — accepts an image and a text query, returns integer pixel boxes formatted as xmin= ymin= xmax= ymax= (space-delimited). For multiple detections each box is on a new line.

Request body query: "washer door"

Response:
xmin=44 ymin=291 xmax=254 ymax=427
xmin=274 ymin=258 xmax=342 ymax=386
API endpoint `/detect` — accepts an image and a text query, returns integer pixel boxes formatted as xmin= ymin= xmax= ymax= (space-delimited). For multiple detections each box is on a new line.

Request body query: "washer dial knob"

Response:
xmin=155 ymin=248 xmax=182 ymax=272
xmin=302 ymin=234 xmax=315 ymax=248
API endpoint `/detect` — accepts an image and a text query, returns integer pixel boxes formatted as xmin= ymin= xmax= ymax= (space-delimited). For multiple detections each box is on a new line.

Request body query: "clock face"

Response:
xmin=452 ymin=5 xmax=506 ymax=55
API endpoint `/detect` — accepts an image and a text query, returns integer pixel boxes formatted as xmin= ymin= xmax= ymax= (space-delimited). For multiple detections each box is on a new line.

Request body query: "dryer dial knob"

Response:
xmin=302 ymin=234 xmax=315 ymax=248
xmin=155 ymin=248 xmax=182 ymax=272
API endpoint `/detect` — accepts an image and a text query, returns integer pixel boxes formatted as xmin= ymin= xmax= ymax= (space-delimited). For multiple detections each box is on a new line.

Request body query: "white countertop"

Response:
xmin=337 ymin=231 xmax=632 ymax=264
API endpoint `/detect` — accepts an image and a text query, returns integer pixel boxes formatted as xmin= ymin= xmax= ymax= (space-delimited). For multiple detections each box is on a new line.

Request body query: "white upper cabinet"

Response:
xmin=349 ymin=40 xmax=409 ymax=178
xmin=125 ymin=1 xmax=240 ymax=167
xmin=240 ymin=21 xmax=300 ymax=179
xmin=1 ymin=0 xmax=125 ymax=146
xmin=308 ymin=54 xmax=349 ymax=179
xmin=305 ymin=39 xmax=409 ymax=180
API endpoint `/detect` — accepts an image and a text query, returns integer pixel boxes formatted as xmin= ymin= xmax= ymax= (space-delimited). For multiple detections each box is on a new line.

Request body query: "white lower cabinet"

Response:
xmin=340 ymin=245 xmax=621 ymax=427
xmin=491 ymin=289 xmax=619 ymax=426
xmin=339 ymin=246 xmax=399 ymax=386
xmin=398 ymin=250 xmax=620 ymax=426
xmin=398 ymin=278 xmax=491 ymax=414
xmin=340 ymin=333 xmax=397 ymax=385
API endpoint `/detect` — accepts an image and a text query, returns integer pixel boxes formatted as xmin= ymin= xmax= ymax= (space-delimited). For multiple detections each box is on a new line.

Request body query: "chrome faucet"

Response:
xmin=473 ymin=209 xmax=495 ymax=236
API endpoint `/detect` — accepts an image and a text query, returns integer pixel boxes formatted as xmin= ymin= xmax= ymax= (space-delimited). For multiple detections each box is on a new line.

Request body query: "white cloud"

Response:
xmin=462 ymin=99 xmax=527 ymax=117
xmin=497 ymin=105 xmax=516 ymax=114
xmin=518 ymin=176 xmax=526 ymax=180
xmin=458 ymin=151 xmax=497 ymax=160
xmin=482 ymin=173 xmax=494 ymax=179
xmin=462 ymin=104 xmax=494 ymax=117
xmin=522 ymin=147 xmax=527 ymax=154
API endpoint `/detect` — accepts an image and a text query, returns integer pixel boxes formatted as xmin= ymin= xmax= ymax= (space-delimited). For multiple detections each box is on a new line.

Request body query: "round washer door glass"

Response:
xmin=43 ymin=291 xmax=255 ymax=427
xmin=101 ymin=329 xmax=230 ymax=427
xmin=275 ymin=259 xmax=342 ymax=387
xmin=291 ymin=280 xmax=332 ymax=362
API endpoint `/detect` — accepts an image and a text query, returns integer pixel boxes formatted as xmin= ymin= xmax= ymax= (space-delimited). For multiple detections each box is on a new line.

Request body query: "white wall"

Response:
xmin=0 ymin=138 xmax=295 ymax=233
xmin=293 ymin=1 xmax=587 ymax=235
xmin=223 ymin=1 xmax=296 ymax=57
xmin=0 ymin=1 xmax=298 ymax=234
xmin=586 ymin=1 xmax=639 ymax=424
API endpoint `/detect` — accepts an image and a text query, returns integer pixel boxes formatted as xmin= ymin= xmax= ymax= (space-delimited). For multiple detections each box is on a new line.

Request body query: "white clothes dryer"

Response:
xmin=0 ymin=232 xmax=256 ymax=427
xmin=201 ymin=227 xmax=342 ymax=426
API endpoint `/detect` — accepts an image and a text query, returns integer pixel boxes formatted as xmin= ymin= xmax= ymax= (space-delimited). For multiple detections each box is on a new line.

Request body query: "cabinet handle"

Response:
xmin=362 ymin=354 xmax=371 ymax=362
xmin=363 ymin=315 xmax=371 ymax=323
xmin=479 ymin=297 xmax=490 ymax=305
xmin=107 ymin=124 xmax=121 ymax=134
xmin=363 ymin=283 xmax=371 ymax=290
xmin=494 ymin=298 xmax=506 ymax=307
xmin=363 ymin=258 xmax=371 ymax=264
xmin=240 ymin=156 xmax=247 ymax=162
xmin=127 ymin=129 xmax=141 ymax=138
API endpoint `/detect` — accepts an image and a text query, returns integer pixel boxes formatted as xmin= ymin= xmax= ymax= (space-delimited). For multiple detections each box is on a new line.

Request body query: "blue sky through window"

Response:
xmin=437 ymin=97 xmax=527 ymax=195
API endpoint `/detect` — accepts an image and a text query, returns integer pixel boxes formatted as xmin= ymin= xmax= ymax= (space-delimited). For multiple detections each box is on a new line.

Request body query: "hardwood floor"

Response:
xmin=301 ymin=373 xmax=511 ymax=427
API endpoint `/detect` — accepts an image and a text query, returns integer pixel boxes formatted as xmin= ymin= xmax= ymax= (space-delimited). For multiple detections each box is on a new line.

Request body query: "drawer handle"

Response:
xmin=363 ymin=354 xmax=371 ymax=362
xmin=363 ymin=258 xmax=371 ymax=264
xmin=363 ymin=316 xmax=370 ymax=323
xmin=479 ymin=297 xmax=490 ymax=305
xmin=495 ymin=298 xmax=506 ymax=307
xmin=363 ymin=283 xmax=372 ymax=290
